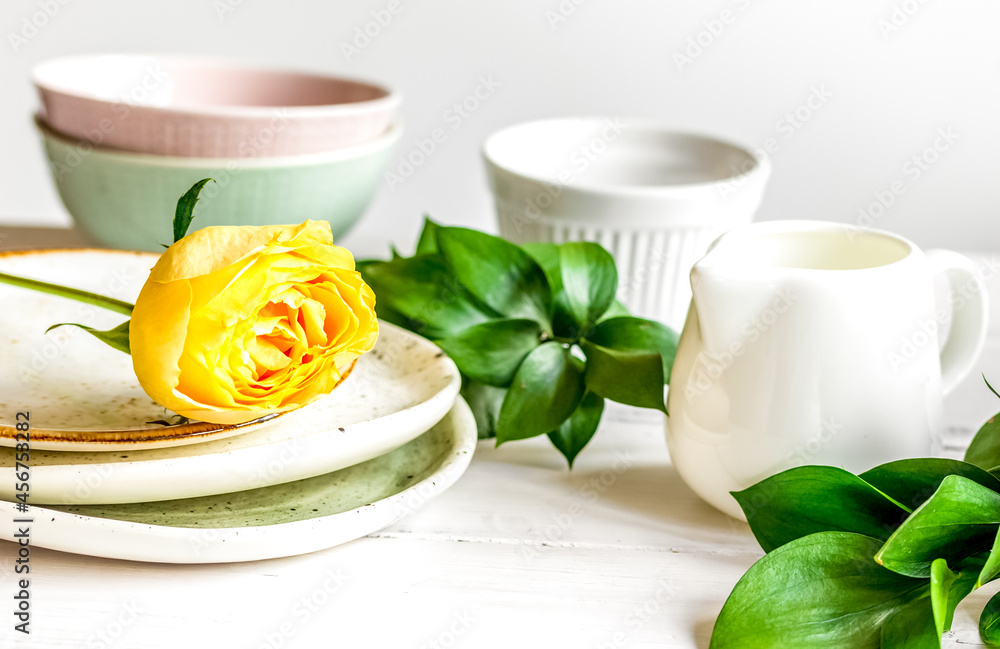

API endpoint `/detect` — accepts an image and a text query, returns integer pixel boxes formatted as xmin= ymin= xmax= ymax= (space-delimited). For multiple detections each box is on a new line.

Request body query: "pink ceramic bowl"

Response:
xmin=33 ymin=54 xmax=400 ymax=158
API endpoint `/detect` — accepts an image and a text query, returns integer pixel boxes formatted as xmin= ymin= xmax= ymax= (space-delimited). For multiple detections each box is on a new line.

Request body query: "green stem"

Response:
xmin=0 ymin=271 xmax=134 ymax=316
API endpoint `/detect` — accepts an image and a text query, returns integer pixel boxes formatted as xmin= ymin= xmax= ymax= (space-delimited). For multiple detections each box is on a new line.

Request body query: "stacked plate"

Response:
xmin=32 ymin=54 xmax=401 ymax=252
xmin=0 ymin=249 xmax=475 ymax=563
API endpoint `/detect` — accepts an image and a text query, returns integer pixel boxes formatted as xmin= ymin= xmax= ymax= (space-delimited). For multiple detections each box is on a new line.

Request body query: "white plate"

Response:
xmin=0 ymin=398 xmax=475 ymax=563
xmin=0 ymin=249 xmax=457 ymax=452
xmin=0 ymin=316 xmax=460 ymax=504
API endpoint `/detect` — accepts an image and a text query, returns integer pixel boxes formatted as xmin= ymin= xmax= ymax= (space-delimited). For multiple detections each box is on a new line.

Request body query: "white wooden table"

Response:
xmin=1 ymin=226 xmax=998 ymax=648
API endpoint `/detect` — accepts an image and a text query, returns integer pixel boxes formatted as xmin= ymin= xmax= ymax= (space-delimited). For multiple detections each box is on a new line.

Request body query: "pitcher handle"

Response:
xmin=926 ymin=249 xmax=989 ymax=395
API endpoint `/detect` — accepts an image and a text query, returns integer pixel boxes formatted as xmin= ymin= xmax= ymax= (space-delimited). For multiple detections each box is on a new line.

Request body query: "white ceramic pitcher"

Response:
xmin=665 ymin=220 xmax=989 ymax=519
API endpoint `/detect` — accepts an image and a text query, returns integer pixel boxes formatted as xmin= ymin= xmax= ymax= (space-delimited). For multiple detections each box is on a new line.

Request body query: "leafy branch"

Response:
xmin=359 ymin=218 xmax=678 ymax=467
xmin=709 ymin=381 xmax=1000 ymax=648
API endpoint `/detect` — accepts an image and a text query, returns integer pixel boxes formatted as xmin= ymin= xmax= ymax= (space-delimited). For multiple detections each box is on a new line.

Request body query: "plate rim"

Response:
xmin=0 ymin=397 xmax=477 ymax=564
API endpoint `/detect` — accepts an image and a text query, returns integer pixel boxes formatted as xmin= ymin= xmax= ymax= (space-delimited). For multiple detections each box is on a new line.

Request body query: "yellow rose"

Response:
xmin=129 ymin=220 xmax=378 ymax=425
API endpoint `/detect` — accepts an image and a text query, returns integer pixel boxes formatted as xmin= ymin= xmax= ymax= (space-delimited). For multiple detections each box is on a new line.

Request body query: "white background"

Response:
xmin=3 ymin=5 xmax=1000 ymax=647
xmin=2 ymin=0 xmax=999 ymax=256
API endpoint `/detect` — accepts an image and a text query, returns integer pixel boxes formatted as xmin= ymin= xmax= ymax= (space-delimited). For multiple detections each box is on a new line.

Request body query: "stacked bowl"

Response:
xmin=33 ymin=54 xmax=401 ymax=251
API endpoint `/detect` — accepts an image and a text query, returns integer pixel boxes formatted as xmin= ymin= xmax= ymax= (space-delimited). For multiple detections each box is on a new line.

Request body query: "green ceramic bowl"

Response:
xmin=36 ymin=115 xmax=400 ymax=251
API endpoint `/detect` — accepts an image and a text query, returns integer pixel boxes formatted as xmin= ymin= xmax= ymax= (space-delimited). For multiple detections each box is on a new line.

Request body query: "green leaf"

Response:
xmin=559 ymin=242 xmax=617 ymax=332
xmin=987 ymin=375 xmax=1000 ymax=401
xmin=876 ymin=475 xmax=1000 ymax=577
xmin=436 ymin=227 xmax=552 ymax=327
xmin=461 ymin=379 xmax=506 ymax=439
xmin=981 ymin=590 xmax=1000 ymax=646
xmin=547 ymin=392 xmax=604 ymax=468
xmin=367 ymin=301 xmax=425 ymax=334
xmin=521 ymin=242 xmax=562 ymax=294
xmin=732 ymin=466 xmax=910 ymax=553
xmin=415 ymin=216 xmax=441 ymax=255
xmin=436 ymin=318 xmax=542 ymax=387
xmin=520 ymin=242 xmax=576 ymax=338
xmin=929 ymin=558 xmax=977 ymax=636
xmin=966 ymin=413 xmax=1000 ymax=472
xmin=880 ymin=558 xmax=977 ymax=648
xmin=359 ymin=256 xmax=490 ymax=338
xmin=521 ymin=241 xmax=616 ymax=339
xmin=929 ymin=559 xmax=957 ymax=637
xmin=950 ymin=564 xmax=981 ymax=631
xmin=353 ymin=258 xmax=378 ymax=275
xmin=585 ymin=316 xmax=678 ymax=383
xmin=172 ymin=178 xmax=214 ymax=243
xmin=497 ymin=342 xmax=584 ymax=443
xmin=581 ymin=340 xmax=666 ymax=412
xmin=550 ymin=294 xmax=580 ymax=339
xmin=979 ymin=529 xmax=1000 ymax=587
xmin=880 ymin=597 xmax=940 ymax=649
xmin=597 ymin=299 xmax=631 ymax=322
xmin=860 ymin=458 xmax=1000 ymax=511
xmin=709 ymin=532 xmax=927 ymax=649
xmin=46 ymin=320 xmax=131 ymax=355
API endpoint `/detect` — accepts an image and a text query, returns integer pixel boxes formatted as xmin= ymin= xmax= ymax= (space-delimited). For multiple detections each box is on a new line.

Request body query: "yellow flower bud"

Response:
xmin=129 ymin=220 xmax=378 ymax=424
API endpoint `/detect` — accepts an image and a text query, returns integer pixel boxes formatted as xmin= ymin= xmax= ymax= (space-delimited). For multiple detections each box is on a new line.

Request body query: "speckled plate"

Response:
xmin=0 ymin=324 xmax=460 ymax=504
xmin=0 ymin=249 xmax=460 ymax=453
xmin=0 ymin=398 xmax=475 ymax=563
xmin=0 ymin=249 xmax=286 ymax=450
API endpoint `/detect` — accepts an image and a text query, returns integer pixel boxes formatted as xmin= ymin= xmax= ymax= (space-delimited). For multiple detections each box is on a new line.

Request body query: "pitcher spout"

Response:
xmin=689 ymin=260 xmax=794 ymax=359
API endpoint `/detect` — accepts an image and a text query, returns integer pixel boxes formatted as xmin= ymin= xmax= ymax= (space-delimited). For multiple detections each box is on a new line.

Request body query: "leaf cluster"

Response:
xmin=710 ymin=405 xmax=1000 ymax=648
xmin=358 ymin=218 xmax=678 ymax=466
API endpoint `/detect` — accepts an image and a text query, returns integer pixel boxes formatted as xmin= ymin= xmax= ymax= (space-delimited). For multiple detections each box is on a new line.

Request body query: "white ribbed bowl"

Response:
xmin=484 ymin=118 xmax=770 ymax=330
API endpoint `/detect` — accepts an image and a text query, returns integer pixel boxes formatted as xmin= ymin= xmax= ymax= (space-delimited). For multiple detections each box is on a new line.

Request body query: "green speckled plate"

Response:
xmin=0 ymin=398 xmax=475 ymax=564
